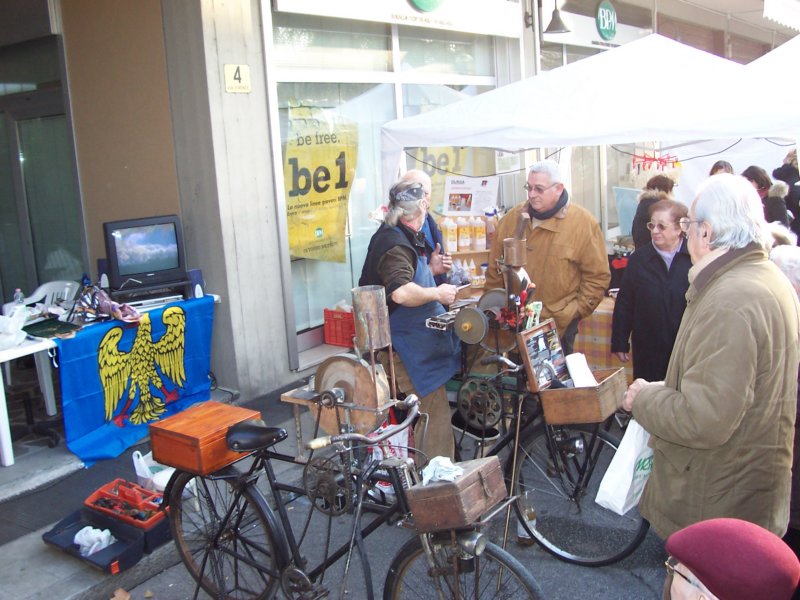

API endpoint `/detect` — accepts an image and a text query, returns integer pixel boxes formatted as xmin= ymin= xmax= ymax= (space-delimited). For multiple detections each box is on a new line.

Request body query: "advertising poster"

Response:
xmin=283 ymin=104 xmax=358 ymax=263
xmin=443 ymin=175 xmax=500 ymax=216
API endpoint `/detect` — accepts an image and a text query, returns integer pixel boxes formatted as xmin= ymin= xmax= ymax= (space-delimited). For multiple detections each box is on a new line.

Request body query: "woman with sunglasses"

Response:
xmin=611 ymin=199 xmax=692 ymax=381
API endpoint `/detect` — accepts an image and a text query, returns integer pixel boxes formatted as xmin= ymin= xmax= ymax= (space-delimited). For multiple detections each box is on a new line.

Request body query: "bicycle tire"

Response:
xmin=168 ymin=469 xmax=284 ymax=599
xmin=383 ymin=534 xmax=545 ymax=600
xmin=510 ymin=423 xmax=649 ymax=566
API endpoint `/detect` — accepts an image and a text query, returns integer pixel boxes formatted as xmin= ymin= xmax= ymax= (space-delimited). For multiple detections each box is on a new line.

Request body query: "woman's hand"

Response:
xmin=614 ymin=351 xmax=630 ymax=363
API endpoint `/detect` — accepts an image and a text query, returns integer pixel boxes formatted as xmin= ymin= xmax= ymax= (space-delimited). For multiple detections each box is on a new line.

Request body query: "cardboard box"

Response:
xmin=406 ymin=456 xmax=506 ymax=533
xmin=149 ymin=401 xmax=261 ymax=475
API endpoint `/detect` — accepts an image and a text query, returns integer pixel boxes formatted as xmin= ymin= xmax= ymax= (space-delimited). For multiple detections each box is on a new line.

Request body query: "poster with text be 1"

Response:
xmin=443 ymin=176 xmax=499 ymax=216
xmin=283 ymin=103 xmax=358 ymax=263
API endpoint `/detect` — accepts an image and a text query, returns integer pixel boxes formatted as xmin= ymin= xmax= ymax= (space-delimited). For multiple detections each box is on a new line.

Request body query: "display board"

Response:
xmin=516 ymin=318 xmax=568 ymax=393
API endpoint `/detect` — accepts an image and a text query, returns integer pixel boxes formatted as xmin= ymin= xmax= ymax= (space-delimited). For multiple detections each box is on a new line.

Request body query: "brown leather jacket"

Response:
xmin=486 ymin=199 xmax=610 ymax=335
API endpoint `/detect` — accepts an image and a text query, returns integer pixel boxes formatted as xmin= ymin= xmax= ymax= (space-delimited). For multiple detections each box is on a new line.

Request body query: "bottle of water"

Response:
xmin=13 ymin=288 xmax=24 ymax=304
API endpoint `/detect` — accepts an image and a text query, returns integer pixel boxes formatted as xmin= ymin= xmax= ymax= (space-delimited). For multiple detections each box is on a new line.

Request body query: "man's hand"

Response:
xmin=621 ymin=377 xmax=649 ymax=412
xmin=437 ymin=283 xmax=457 ymax=306
xmin=429 ymin=243 xmax=453 ymax=276
xmin=614 ymin=351 xmax=630 ymax=363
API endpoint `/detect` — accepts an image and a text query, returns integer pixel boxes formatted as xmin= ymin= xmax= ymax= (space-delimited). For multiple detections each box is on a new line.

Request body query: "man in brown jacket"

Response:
xmin=623 ymin=173 xmax=800 ymax=539
xmin=486 ymin=159 xmax=610 ymax=353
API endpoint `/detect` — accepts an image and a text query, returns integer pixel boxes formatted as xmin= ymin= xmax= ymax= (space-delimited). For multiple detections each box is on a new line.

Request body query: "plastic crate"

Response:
xmin=324 ymin=309 xmax=355 ymax=347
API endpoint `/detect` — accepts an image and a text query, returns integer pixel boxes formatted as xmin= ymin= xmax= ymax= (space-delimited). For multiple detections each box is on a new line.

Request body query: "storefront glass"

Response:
xmin=398 ymin=27 xmax=495 ymax=76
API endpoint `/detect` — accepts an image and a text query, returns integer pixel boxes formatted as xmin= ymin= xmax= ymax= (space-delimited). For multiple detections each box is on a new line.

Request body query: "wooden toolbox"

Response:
xmin=539 ymin=368 xmax=626 ymax=425
xmin=149 ymin=401 xmax=261 ymax=475
xmin=406 ymin=456 xmax=507 ymax=533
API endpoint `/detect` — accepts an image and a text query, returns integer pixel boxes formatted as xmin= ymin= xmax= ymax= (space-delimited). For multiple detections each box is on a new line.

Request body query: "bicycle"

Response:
xmin=452 ymin=349 xmax=649 ymax=567
xmin=162 ymin=392 xmax=546 ymax=600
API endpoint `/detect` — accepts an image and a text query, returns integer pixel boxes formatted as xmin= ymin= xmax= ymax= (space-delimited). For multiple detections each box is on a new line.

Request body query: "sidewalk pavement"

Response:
xmin=0 ymin=380 xmax=306 ymax=600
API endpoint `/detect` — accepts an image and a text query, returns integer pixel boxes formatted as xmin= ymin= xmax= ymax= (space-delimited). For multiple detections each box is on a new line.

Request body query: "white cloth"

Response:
xmin=421 ymin=456 xmax=464 ymax=485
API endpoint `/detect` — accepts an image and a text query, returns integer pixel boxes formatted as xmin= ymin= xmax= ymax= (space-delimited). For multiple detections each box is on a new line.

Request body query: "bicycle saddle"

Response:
xmin=226 ymin=420 xmax=288 ymax=452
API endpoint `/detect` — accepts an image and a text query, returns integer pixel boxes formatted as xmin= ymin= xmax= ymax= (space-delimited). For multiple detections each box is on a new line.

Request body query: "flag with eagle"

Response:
xmin=57 ymin=296 xmax=214 ymax=464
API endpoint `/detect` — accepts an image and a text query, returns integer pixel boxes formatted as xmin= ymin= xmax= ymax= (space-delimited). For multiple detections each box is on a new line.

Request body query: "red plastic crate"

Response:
xmin=84 ymin=478 xmax=165 ymax=530
xmin=324 ymin=309 xmax=355 ymax=347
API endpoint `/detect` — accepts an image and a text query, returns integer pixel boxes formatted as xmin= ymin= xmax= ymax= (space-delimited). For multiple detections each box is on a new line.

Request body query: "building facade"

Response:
xmin=0 ymin=0 xmax=796 ymax=402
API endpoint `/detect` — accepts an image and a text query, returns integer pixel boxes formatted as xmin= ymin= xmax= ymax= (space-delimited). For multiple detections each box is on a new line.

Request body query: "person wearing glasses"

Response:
xmin=611 ymin=199 xmax=691 ymax=382
xmin=485 ymin=159 xmax=610 ymax=354
xmin=622 ymin=173 xmax=800 ymax=540
xmin=359 ymin=178 xmax=460 ymax=462
xmin=631 ymin=175 xmax=676 ymax=249
xmin=662 ymin=518 xmax=799 ymax=600
xmin=399 ymin=169 xmax=452 ymax=285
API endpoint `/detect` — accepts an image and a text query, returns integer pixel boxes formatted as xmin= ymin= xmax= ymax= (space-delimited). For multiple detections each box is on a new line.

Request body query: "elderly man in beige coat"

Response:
xmin=623 ymin=173 xmax=800 ymax=539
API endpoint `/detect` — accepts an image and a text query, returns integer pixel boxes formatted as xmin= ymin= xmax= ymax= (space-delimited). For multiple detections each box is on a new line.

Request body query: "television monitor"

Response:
xmin=103 ymin=214 xmax=188 ymax=292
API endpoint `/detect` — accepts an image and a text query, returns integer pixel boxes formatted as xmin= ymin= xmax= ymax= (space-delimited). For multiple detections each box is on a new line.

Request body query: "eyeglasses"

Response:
xmin=678 ymin=218 xmax=703 ymax=233
xmin=523 ymin=182 xmax=558 ymax=194
xmin=664 ymin=558 xmax=694 ymax=586
xmin=646 ymin=222 xmax=673 ymax=232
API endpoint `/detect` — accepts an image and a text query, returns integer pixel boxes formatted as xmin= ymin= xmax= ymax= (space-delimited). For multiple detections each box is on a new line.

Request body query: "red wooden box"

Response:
xmin=149 ymin=401 xmax=261 ymax=475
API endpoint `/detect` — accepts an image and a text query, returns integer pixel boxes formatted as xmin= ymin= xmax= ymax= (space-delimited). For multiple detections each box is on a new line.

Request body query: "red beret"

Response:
xmin=666 ymin=518 xmax=800 ymax=600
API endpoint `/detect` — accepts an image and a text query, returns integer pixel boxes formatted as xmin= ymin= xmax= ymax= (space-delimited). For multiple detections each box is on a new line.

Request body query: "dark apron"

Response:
xmin=389 ymin=255 xmax=460 ymax=398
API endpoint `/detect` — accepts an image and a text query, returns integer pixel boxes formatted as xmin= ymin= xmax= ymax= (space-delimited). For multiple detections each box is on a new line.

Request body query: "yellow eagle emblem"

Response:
xmin=98 ymin=306 xmax=186 ymax=426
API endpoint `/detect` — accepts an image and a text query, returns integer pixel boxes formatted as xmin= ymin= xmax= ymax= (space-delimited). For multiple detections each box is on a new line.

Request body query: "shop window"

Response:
xmin=272 ymin=12 xmax=391 ymax=71
xmin=398 ymin=27 xmax=495 ymax=76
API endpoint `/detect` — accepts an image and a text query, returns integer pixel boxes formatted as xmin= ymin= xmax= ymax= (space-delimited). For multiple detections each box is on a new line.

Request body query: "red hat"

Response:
xmin=666 ymin=518 xmax=800 ymax=600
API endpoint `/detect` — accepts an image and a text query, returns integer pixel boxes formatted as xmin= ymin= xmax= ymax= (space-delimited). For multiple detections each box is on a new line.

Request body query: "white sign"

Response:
xmin=543 ymin=12 xmax=650 ymax=49
xmin=224 ymin=64 xmax=252 ymax=94
xmin=443 ymin=176 xmax=500 ymax=216
xmin=273 ymin=0 xmax=522 ymax=38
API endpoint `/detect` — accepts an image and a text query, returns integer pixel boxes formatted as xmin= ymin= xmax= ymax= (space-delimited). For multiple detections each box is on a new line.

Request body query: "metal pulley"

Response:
xmin=313 ymin=354 xmax=390 ymax=434
xmin=476 ymin=288 xmax=517 ymax=353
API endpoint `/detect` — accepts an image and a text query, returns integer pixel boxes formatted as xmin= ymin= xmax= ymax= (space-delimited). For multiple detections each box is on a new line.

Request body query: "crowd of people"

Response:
xmin=361 ymin=153 xmax=800 ymax=598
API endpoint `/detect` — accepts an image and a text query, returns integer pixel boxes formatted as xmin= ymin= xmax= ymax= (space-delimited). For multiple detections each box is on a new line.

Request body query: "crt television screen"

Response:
xmin=111 ymin=223 xmax=180 ymax=276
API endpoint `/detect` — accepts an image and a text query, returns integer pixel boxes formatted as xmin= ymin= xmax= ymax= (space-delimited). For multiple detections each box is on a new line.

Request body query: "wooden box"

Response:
xmin=538 ymin=368 xmax=626 ymax=425
xmin=406 ymin=456 xmax=507 ymax=533
xmin=149 ymin=401 xmax=260 ymax=475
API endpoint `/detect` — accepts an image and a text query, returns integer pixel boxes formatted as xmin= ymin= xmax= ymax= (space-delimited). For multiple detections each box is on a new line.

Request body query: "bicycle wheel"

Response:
xmin=383 ymin=534 xmax=544 ymax=600
xmin=511 ymin=424 xmax=649 ymax=566
xmin=169 ymin=469 xmax=284 ymax=599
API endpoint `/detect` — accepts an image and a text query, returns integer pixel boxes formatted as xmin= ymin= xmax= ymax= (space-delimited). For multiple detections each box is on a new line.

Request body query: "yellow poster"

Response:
xmin=284 ymin=103 xmax=358 ymax=263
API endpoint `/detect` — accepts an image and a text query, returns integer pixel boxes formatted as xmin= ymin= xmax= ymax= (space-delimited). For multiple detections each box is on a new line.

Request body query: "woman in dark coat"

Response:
xmin=612 ymin=199 xmax=692 ymax=381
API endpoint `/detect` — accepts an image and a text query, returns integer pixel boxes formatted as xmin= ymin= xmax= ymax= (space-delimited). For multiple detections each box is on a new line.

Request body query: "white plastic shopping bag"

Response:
xmin=595 ymin=419 xmax=653 ymax=516
xmin=132 ymin=450 xmax=175 ymax=492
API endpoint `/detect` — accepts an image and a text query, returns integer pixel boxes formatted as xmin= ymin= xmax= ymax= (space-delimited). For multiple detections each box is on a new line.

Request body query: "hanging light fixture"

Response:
xmin=544 ymin=3 xmax=570 ymax=34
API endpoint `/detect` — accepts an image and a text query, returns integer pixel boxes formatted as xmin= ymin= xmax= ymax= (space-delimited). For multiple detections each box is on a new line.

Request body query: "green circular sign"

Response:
xmin=596 ymin=0 xmax=617 ymax=41
xmin=409 ymin=0 xmax=443 ymax=12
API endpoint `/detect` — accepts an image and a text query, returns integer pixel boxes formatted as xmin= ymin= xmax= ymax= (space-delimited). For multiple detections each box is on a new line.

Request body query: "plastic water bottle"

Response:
xmin=13 ymin=288 xmax=24 ymax=304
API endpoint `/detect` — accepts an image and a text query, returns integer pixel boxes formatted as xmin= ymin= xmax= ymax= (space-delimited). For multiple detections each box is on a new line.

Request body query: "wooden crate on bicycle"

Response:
xmin=406 ymin=456 xmax=507 ymax=533
xmin=149 ymin=401 xmax=261 ymax=475
xmin=517 ymin=319 xmax=625 ymax=425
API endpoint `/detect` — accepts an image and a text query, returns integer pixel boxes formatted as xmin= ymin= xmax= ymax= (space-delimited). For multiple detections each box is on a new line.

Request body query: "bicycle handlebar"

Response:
xmin=480 ymin=354 xmax=522 ymax=372
xmin=306 ymin=395 xmax=420 ymax=450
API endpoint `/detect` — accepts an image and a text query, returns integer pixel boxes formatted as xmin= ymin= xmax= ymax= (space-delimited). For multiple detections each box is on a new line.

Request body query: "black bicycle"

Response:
xmin=452 ymin=353 xmax=649 ymax=567
xmin=163 ymin=393 xmax=545 ymax=599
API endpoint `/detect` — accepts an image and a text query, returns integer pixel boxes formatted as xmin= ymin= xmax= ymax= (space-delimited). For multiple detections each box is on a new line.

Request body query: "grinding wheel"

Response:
xmin=476 ymin=288 xmax=517 ymax=353
xmin=314 ymin=354 xmax=390 ymax=434
xmin=454 ymin=307 xmax=489 ymax=345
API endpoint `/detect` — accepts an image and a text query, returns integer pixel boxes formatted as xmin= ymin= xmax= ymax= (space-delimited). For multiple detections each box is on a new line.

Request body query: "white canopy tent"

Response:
xmin=381 ymin=34 xmax=800 ymax=194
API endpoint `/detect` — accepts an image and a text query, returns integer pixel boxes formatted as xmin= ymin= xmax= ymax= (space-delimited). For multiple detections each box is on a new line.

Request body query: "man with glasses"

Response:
xmin=359 ymin=178 xmax=460 ymax=462
xmin=486 ymin=159 xmax=610 ymax=354
xmin=622 ymin=173 xmax=800 ymax=540
xmin=662 ymin=518 xmax=799 ymax=600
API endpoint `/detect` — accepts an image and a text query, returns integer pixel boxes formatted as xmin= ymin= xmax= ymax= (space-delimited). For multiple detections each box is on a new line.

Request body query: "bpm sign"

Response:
xmin=596 ymin=0 xmax=617 ymax=41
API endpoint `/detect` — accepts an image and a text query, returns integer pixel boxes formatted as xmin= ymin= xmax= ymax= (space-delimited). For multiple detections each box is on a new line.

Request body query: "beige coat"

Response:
xmin=634 ymin=244 xmax=800 ymax=538
xmin=486 ymin=199 xmax=610 ymax=335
